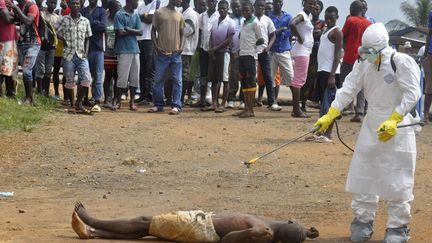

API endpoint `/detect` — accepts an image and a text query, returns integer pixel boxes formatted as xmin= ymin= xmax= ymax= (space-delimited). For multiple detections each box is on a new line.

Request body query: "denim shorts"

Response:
xmin=63 ymin=54 xmax=92 ymax=89
xmin=18 ymin=43 xmax=40 ymax=81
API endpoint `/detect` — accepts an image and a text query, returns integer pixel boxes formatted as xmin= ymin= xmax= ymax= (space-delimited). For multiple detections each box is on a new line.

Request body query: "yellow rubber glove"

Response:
xmin=376 ymin=111 xmax=404 ymax=142
xmin=313 ymin=107 xmax=341 ymax=133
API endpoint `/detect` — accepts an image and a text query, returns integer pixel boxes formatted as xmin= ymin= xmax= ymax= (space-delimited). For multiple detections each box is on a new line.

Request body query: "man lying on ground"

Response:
xmin=71 ymin=202 xmax=319 ymax=242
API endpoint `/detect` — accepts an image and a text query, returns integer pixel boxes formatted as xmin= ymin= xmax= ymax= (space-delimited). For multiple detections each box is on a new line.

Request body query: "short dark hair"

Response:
xmin=241 ymin=1 xmax=253 ymax=9
xmin=218 ymin=0 xmax=229 ymax=7
xmin=350 ymin=0 xmax=363 ymax=16
xmin=325 ymin=6 xmax=338 ymax=15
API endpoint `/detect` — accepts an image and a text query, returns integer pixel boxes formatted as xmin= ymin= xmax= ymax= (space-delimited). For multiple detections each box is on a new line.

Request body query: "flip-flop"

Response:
xmin=91 ymin=105 xmax=101 ymax=112
xmin=315 ymin=135 xmax=333 ymax=143
xmin=215 ymin=107 xmax=227 ymax=113
xmin=239 ymin=112 xmax=255 ymax=118
xmin=200 ymin=106 xmax=214 ymax=112
xmin=74 ymin=108 xmax=93 ymax=115
xmin=147 ymin=107 xmax=163 ymax=113
xmin=291 ymin=112 xmax=310 ymax=118
xmin=232 ymin=110 xmax=246 ymax=116
xmin=305 ymin=134 xmax=320 ymax=141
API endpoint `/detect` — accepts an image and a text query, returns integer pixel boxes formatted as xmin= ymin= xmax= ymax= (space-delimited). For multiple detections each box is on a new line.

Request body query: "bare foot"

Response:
xmin=71 ymin=211 xmax=92 ymax=239
xmin=74 ymin=202 xmax=91 ymax=224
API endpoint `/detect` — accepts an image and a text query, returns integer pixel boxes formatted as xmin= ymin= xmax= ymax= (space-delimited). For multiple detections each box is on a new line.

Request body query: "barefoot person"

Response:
xmin=233 ymin=2 xmax=264 ymax=118
xmin=71 ymin=202 xmax=319 ymax=242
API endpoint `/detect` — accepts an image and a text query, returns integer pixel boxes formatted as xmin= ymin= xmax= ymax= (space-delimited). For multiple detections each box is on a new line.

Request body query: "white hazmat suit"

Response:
xmin=330 ymin=23 xmax=421 ymax=234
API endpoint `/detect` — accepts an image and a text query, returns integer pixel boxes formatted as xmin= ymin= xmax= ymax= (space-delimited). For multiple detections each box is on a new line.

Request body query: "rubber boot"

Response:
xmin=186 ymin=81 xmax=193 ymax=103
xmin=23 ymin=79 xmax=36 ymax=106
xmin=76 ymin=86 xmax=87 ymax=111
xmin=36 ymin=77 xmax=43 ymax=94
xmin=43 ymin=77 xmax=51 ymax=97
xmin=129 ymin=86 xmax=138 ymax=111
xmin=63 ymin=83 xmax=69 ymax=104
xmin=4 ymin=76 xmax=16 ymax=98
xmin=257 ymin=85 xmax=264 ymax=107
xmin=350 ymin=218 xmax=374 ymax=242
xmin=383 ymin=226 xmax=410 ymax=243
xmin=65 ymin=88 xmax=74 ymax=108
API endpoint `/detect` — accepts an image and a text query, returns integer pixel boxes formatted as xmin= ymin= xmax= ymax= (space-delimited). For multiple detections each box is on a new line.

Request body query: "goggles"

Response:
xmin=358 ymin=46 xmax=384 ymax=63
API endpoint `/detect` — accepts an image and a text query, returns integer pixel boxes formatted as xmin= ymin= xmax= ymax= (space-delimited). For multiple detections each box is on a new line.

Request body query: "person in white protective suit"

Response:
xmin=313 ymin=23 xmax=421 ymax=243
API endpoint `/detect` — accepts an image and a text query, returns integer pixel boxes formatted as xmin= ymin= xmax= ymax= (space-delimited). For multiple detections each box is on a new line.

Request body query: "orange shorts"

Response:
xmin=257 ymin=64 xmax=281 ymax=86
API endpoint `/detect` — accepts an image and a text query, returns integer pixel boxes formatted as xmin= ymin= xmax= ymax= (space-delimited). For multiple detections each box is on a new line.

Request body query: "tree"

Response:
xmin=400 ymin=0 xmax=432 ymax=27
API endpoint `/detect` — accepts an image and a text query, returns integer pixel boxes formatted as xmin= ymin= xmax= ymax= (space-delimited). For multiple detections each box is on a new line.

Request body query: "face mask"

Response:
xmin=358 ymin=46 xmax=381 ymax=64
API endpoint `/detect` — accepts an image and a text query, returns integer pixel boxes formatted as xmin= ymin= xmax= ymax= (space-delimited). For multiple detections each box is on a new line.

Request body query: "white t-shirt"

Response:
xmin=135 ymin=0 xmax=158 ymax=41
xmin=199 ymin=10 xmax=220 ymax=51
xmin=256 ymin=15 xmax=276 ymax=54
xmin=240 ymin=16 xmax=263 ymax=58
xmin=317 ymin=26 xmax=340 ymax=73
xmin=182 ymin=7 xmax=200 ymax=55
xmin=291 ymin=10 xmax=314 ymax=57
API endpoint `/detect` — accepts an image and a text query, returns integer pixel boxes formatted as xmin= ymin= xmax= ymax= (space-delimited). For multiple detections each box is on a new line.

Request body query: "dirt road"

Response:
xmin=0 ymin=105 xmax=431 ymax=242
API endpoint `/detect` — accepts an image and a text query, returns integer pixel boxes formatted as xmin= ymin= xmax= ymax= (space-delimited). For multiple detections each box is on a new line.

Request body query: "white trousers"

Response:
xmin=351 ymin=193 xmax=413 ymax=228
xmin=270 ymin=51 xmax=293 ymax=87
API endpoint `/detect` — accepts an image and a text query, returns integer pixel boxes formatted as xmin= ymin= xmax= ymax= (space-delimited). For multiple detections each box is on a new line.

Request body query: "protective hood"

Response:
xmin=361 ymin=23 xmax=389 ymax=50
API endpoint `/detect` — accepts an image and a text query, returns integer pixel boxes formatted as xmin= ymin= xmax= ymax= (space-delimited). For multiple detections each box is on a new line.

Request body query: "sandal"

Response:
xmin=291 ymin=111 xmax=311 ymax=118
xmin=239 ymin=112 xmax=255 ymax=118
xmin=148 ymin=106 xmax=163 ymax=113
xmin=232 ymin=110 xmax=246 ymax=116
xmin=215 ymin=107 xmax=227 ymax=113
xmin=111 ymin=103 xmax=121 ymax=111
xmin=130 ymin=104 xmax=138 ymax=111
xmin=305 ymin=134 xmax=320 ymax=141
xmin=169 ymin=107 xmax=180 ymax=115
xmin=200 ymin=106 xmax=214 ymax=112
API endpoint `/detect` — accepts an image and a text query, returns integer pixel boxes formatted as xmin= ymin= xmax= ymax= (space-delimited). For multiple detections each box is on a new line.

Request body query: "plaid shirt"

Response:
xmin=56 ymin=14 xmax=92 ymax=61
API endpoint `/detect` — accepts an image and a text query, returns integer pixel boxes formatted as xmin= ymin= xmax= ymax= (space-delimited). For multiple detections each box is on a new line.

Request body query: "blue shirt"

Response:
xmin=114 ymin=8 xmax=142 ymax=54
xmin=81 ymin=6 xmax=108 ymax=52
xmin=269 ymin=11 xmax=292 ymax=53
xmin=428 ymin=11 xmax=432 ymax=54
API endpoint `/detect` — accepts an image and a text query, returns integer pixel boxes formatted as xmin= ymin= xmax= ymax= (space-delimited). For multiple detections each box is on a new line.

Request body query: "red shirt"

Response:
xmin=0 ymin=0 xmax=17 ymax=41
xmin=62 ymin=7 xmax=71 ymax=16
xmin=342 ymin=15 xmax=371 ymax=65
xmin=20 ymin=0 xmax=41 ymax=44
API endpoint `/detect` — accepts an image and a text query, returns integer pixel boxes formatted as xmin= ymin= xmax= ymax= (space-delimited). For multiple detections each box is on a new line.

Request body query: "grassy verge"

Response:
xmin=0 ymin=85 xmax=57 ymax=132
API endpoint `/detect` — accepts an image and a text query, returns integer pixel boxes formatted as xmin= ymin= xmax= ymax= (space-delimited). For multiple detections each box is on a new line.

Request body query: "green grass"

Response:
xmin=0 ymin=83 xmax=57 ymax=132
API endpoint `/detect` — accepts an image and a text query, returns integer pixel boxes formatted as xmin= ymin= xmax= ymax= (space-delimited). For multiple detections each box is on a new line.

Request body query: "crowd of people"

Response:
xmin=0 ymin=0 xmax=387 ymax=117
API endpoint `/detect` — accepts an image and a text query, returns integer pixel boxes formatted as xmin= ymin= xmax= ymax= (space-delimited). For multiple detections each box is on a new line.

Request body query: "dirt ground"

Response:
xmin=0 ymin=104 xmax=431 ymax=243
